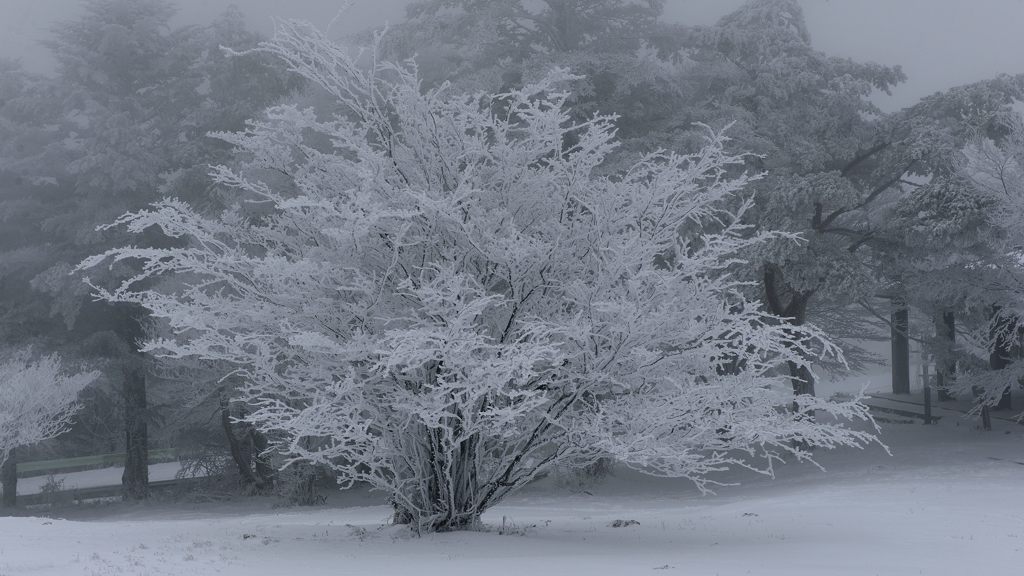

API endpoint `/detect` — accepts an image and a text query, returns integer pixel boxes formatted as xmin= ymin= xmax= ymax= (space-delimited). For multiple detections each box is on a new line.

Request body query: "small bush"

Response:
xmin=37 ymin=474 xmax=72 ymax=508
xmin=276 ymin=464 xmax=327 ymax=506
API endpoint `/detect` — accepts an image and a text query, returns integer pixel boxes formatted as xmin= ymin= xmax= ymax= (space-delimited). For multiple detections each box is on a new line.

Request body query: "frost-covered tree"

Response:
xmin=0 ymin=352 xmax=98 ymax=507
xmin=1 ymin=0 xmax=299 ymax=499
xmin=945 ymin=115 xmax=1024 ymax=414
xmin=702 ymin=0 xmax=909 ymax=379
xmin=0 ymin=352 xmax=99 ymax=467
xmin=680 ymin=2 xmax=1024 ymax=399
xmin=874 ymin=76 xmax=1024 ymax=406
xmin=83 ymin=22 xmax=877 ymax=532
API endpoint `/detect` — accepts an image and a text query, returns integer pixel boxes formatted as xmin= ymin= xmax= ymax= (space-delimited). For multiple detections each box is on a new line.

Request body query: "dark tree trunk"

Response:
xmin=122 ymin=361 xmax=149 ymax=500
xmin=891 ymin=298 xmax=911 ymax=395
xmin=115 ymin=306 xmax=151 ymax=501
xmin=2 ymin=447 xmax=17 ymax=508
xmin=787 ymin=361 xmax=816 ymax=398
xmin=763 ymin=265 xmax=816 ymax=399
xmin=221 ymin=397 xmax=275 ymax=493
xmin=934 ymin=311 xmax=956 ymax=401
xmin=221 ymin=398 xmax=258 ymax=489
xmin=250 ymin=428 xmax=275 ymax=490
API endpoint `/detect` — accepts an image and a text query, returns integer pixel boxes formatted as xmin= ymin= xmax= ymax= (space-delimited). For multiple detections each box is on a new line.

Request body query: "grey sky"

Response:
xmin=2 ymin=0 xmax=1024 ymax=111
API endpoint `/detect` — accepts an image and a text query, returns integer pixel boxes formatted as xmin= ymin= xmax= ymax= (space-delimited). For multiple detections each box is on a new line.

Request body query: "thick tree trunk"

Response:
xmin=763 ymin=266 xmax=816 ymax=398
xmin=250 ymin=428 xmax=275 ymax=490
xmin=116 ymin=306 xmax=151 ymax=501
xmin=221 ymin=398 xmax=258 ymax=489
xmin=787 ymin=361 xmax=816 ymax=397
xmin=221 ymin=397 xmax=275 ymax=493
xmin=2 ymin=447 xmax=17 ymax=508
xmin=762 ymin=267 xmax=818 ymax=453
xmin=891 ymin=298 xmax=911 ymax=395
xmin=934 ymin=311 xmax=956 ymax=401
xmin=121 ymin=361 xmax=149 ymax=500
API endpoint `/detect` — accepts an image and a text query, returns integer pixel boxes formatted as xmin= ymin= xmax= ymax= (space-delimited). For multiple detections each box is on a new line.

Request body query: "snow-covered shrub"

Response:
xmin=0 ymin=352 xmax=99 ymax=467
xmin=176 ymin=444 xmax=232 ymax=483
xmin=81 ymin=21 xmax=877 ymax=532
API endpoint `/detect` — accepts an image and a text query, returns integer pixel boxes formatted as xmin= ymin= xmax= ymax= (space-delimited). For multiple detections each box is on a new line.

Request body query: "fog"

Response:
xmin=4 ymin=1 xmax=1024 ymax=570
xmin=3 ymin=0 xmax=1024 ymax=111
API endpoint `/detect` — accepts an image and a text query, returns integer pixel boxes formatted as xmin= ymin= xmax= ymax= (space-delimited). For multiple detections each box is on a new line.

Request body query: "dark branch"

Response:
xmin=840 ymin=141 xmax=891 ymax=177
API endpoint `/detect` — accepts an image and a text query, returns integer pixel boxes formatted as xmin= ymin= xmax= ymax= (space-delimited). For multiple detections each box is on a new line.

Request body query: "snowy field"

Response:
xmin=2 ymin=408 xmax=1022 ymax=576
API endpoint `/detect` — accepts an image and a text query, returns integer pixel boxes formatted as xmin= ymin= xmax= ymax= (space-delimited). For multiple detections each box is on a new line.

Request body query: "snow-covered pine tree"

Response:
xmin=81 ymin=21 xmax=877 ymax=532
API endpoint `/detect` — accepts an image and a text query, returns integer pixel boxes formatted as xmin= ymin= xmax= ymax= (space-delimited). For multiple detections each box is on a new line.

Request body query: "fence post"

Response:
xmin=923 ymin=384 xmax=933 ymax=425
xmin=920 ymin=354 xmax=933 ymax=425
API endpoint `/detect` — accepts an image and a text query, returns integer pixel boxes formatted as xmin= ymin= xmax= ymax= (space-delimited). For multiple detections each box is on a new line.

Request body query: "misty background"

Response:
xmin=4 ymin=1 xmax=1024 ymax=571
xmin=3 ymin=0 xmax=1024 ymax=111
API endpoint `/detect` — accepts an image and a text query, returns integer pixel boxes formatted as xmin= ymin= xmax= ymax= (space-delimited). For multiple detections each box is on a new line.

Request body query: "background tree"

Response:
xmin=686 ymin=0 xmax=911 ymax=393
xmin=664 ymin=1 xmax=1024 ymax=400
xmin=83 ymin=22 xmax=877 ymax=533
xmin=0 ymin=58 xmax=103 ymax=488
xmin=0 ymin=0 xmax=297 ymax=499
xmin=843 ymin=75 xmax=1024 ymax=405
xmin=943 ymin=113 xmax=1024 ymax=416
xmin=387 ymin=0 xmax=693 ymax=157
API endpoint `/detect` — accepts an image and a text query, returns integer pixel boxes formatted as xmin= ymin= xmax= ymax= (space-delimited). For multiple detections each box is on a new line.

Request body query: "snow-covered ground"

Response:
xmin=2 ymin=409 xmax=1022 ymax=575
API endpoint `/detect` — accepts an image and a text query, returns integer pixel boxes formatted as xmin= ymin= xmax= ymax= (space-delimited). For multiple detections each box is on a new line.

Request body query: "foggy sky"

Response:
xmin=2 ymin=0 xmax=1024 ymax=111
